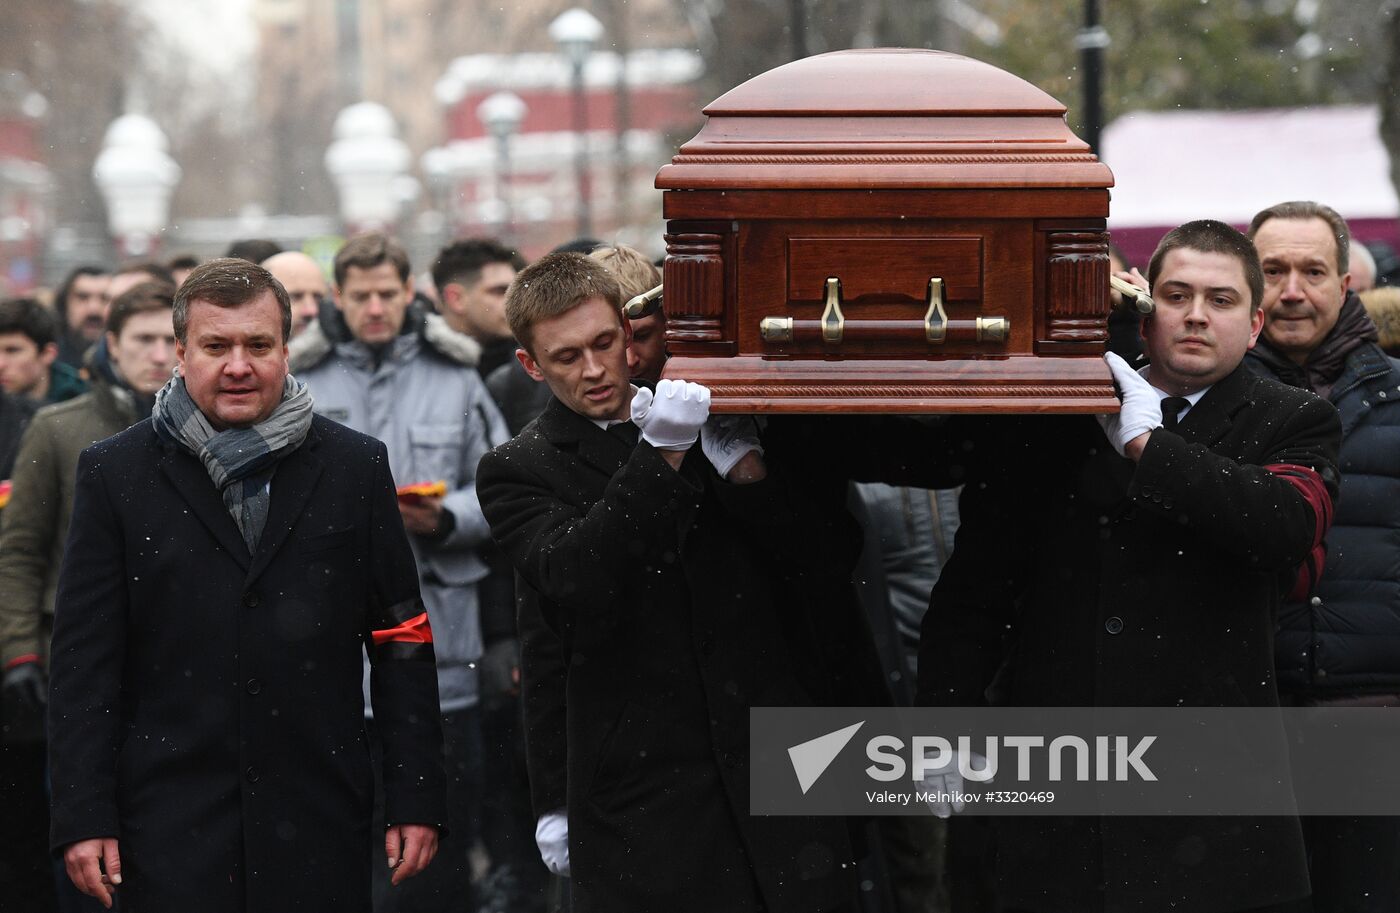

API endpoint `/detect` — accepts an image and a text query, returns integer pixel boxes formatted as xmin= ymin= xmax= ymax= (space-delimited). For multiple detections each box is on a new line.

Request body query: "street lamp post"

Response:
xmin=477 ymin=91 xmax=527 ymax=240
xmin=324 ymin=102 xmax=412 ymax=234
xmin=549 ymin=7 xmax=603 ymax=238
xmin=1075 ymin=0 xmax=1109 ymax=155
xmin=92 ymin=114 xmax=181 ymax=258
xmin=421 ymin=145 xmax=456 ymax=243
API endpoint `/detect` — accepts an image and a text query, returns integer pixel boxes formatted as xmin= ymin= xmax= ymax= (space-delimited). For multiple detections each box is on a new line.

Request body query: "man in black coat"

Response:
xmin=46 ymin=258 xmax=447 ymax=912
xmin=917 ymin=221 xmax=1341 ymax=912
xmin=0 ymin=388 xmax=36 ymax=483
xmin=477 ymin=252 xmax=857 ymax=913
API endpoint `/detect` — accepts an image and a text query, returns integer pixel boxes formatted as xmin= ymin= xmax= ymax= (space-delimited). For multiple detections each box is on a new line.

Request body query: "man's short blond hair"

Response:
xmin=589 ymin=245 xmax=661 ymax=303
xmin=506 ymin=252 xmax=622 ymax=353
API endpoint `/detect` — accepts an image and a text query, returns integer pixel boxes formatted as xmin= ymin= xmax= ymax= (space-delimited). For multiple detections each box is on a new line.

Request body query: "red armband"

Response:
xmin=1264 ymin=463 xmax=1333 ymax=549
xmin=1265 ymin=463 xmax=1333 ymax=600
xmin=371 ymin=612 xmax=433 ymax=647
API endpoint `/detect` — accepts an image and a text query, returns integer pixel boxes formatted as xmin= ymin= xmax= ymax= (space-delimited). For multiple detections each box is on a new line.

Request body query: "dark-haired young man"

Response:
xmin=2 ymin=282 xmax=177 ymax=697
xmin=478 ymin=252 xmax=859 ymax=913
xmin=0 ymin=282 xmax=175 ymax=908
xmin=52 ymin=266 xmax=111 ymax=369
xmin=0 ymin=298 xmax=86 ymax=405
xmin=493 ymin=243 xmax=670 ymax=899
xmin=46 ymin=258 xmax=446 ymax=912
xmin=486 ymin=243 xmax=664 ymax=435
xmin=915 ymin=220 xmax=1340 ymax=913
xmin=431 ymin=237 xmax=523 ymax=377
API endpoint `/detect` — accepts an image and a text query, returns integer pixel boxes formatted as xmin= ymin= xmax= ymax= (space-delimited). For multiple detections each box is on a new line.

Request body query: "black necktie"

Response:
xmin=1161 ymin=396 xmax=1190 ymax=432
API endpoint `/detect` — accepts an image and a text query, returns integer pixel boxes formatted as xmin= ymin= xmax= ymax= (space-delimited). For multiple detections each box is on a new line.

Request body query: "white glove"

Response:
xmin=700 ymin=414 xmax=764 ymax=479
xmin=630 ymin=379 xmax=711 ymax=451
xmin=535 ymin=811 xmax=569 ymax=876
xmin=1096 ymin=351 xmax=1161 ymax=457
xmin=921 ymin=750 xmax=991 ymax=819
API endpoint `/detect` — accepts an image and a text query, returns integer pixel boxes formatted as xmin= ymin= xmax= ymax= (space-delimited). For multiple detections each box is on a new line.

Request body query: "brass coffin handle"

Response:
xmin=758 ymin=278 xmax=844 ymax=344
xmin=976 ymin=316 xmax=1010 ymax=342
xmin=929 ymin=277 xmax=1011 ymax=344
xmin=760 ymin=317 xmax=794 ymax=342
xmin=820 ymin=277 xmax=844 ymax=344
xmin=758 ymin=276 xmax=1010 ymax=345
xmin=1110 ymin=275 xmax=1155 ymax=315
xmin=925 ymin=277 xmax=948 ymax=343
xmin=622 ymin=283 xmax=664 ymax=319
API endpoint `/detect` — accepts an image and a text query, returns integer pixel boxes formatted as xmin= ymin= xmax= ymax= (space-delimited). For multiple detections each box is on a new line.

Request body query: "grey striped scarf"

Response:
xmin=152 ymin=373 xmax=314 ymax=553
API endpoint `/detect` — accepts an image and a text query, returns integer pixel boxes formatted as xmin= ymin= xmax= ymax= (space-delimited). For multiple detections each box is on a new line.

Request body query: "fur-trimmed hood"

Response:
xmin=288 ymin=299 xmax=481 ymax=374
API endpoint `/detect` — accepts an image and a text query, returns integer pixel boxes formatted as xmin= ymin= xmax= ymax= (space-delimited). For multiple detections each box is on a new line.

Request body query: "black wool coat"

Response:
xmin=477 ymin=398 xmax=857 ymax=913
xmin=918 ymin=366 xmax=1341 ymax=913
xmin=513 ymin=421 xmax=891 ymax=821
xmin=46 ymin=415 xmax=447 ymax=913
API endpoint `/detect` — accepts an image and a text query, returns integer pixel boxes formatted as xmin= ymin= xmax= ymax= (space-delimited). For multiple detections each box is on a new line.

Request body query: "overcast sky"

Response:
xmin=136 ymin=0 xmax=256 ymax=76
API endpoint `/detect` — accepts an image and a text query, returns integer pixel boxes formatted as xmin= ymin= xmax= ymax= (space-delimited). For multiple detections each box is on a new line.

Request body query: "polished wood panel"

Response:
xmin=655 ymin=49 xmax=1118 ymax=413
xmin=663 ymin=189 xmax=1109 ymax=221
xmin=785 ymin=237 xmax=982 ymax=307
xmin=664 ymin=355 xmax=1118 ymax=414
xmin=725 ymin=218 xmax=1033 ymax=360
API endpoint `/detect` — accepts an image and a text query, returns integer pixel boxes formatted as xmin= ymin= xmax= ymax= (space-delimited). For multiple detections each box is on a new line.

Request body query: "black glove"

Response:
xmin=2 ymin=661 xmax=46 ymax=714
xmin=479 ymin=638 xmax=520 ymax=700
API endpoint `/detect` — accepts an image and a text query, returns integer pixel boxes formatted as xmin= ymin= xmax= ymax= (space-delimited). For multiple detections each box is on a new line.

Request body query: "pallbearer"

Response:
xmin=479 ymin=252 xmax=860 ymax=913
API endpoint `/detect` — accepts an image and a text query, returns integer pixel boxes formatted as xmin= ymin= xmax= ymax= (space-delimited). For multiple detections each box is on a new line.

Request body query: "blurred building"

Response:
xmin=250 ymin=0 xmax=701 ymax=254
xmin=1 ymin=1 xmax=131 ymax=287
xmin=429 ymin=49 xmax=703 ymax=256
xmin=1103 ymin=105 xmax=1400 ymax=267
xmin=0 ymin=75 xmax=52 ymax=295
xmin=252 ymin=0 xmax=344 ymax=217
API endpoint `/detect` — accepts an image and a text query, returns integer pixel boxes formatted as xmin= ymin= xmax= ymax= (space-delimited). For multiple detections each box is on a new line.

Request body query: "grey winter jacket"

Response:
xmin=291 ymin=308 xmax=510 ymax=711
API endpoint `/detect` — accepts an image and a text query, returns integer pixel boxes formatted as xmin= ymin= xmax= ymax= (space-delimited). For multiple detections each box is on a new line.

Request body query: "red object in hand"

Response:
xmin=0 ymin=479 xmax=11 ymax=510
xmin=396 ymin=480 xmax=447 ymax=504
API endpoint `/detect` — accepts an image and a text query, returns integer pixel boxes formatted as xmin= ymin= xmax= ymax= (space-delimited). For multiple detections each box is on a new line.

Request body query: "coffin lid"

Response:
xmin=657 ymin=48 xmax=1114 ymax=191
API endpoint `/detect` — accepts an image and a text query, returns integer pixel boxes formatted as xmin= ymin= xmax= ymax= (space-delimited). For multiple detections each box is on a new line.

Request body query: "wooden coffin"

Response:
xmin=655 ymin=48 xmax=1119 ymax=413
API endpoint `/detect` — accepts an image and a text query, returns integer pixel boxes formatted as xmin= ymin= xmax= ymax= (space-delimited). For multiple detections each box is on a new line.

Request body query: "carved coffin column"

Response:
xmin=1044 ymin=229 xmax=1110 ymax=344
xmin=663 ymin=230 xmax=728 ymax=344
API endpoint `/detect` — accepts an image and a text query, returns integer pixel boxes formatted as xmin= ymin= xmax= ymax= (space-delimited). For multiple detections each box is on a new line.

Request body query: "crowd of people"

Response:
xmin=0 ymin=199 xmax=1396 ymax=913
